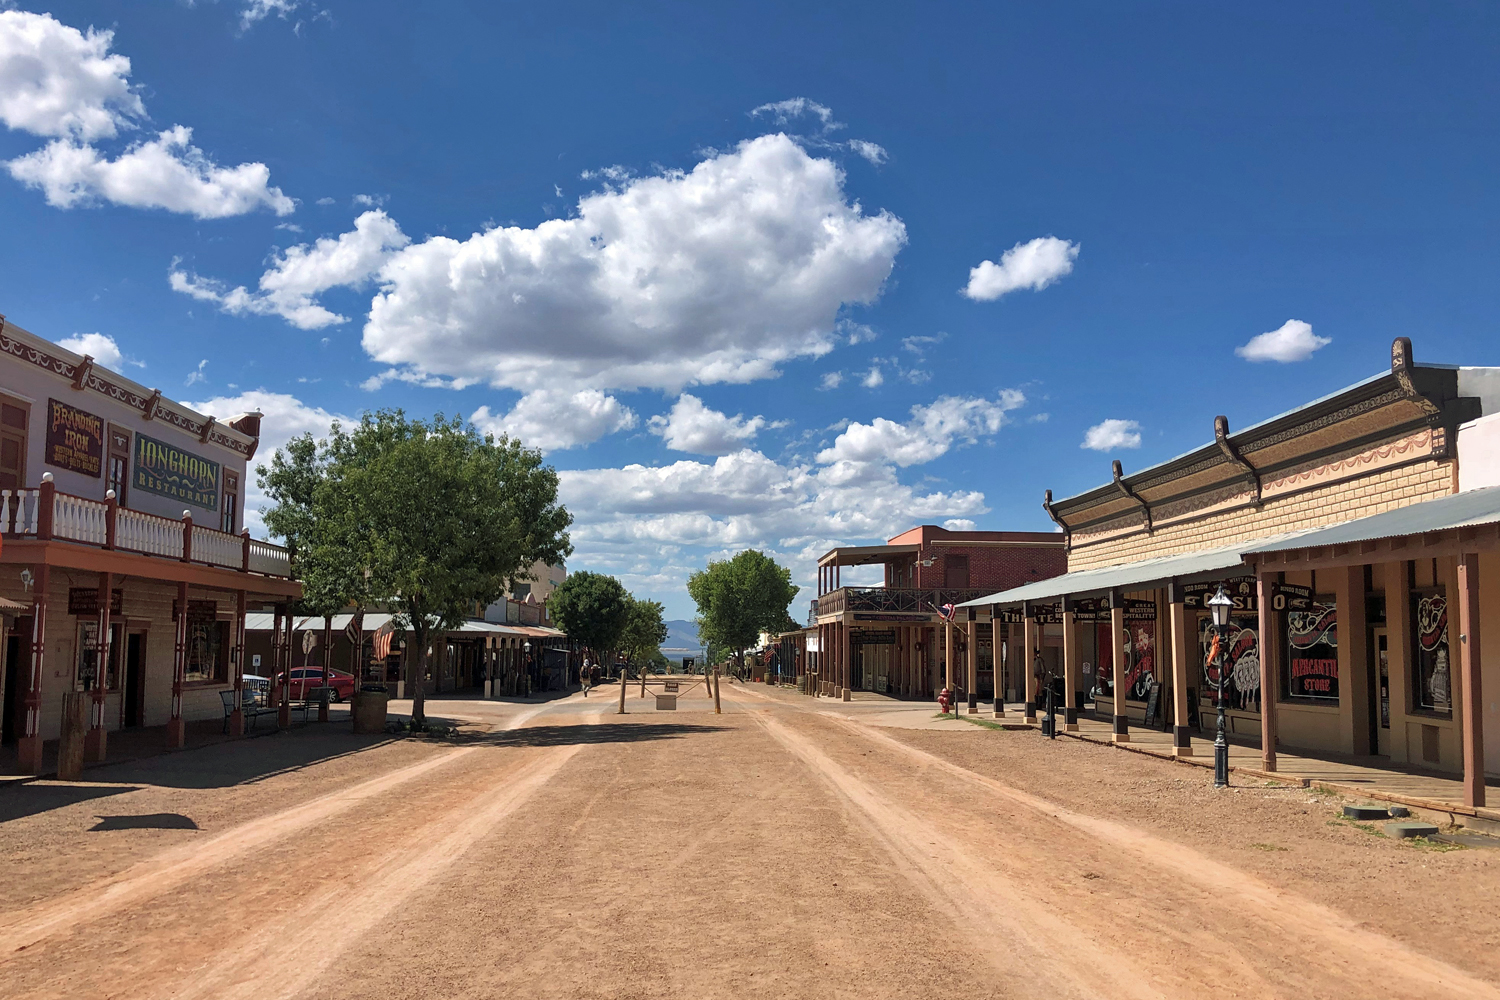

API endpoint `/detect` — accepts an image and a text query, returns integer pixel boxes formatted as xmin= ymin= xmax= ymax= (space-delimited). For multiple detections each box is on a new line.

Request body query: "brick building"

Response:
xmin=811 ymin=525 xmax=1065 ymax=703
xmin=960 ymin=338 xmax=1500 ymax=812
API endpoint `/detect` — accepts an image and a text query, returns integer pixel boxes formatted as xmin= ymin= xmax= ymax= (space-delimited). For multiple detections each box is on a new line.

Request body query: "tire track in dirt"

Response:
xmin=824 ymin=713 xmax=1500 ymax=1000
xmin=750 ymin=710 xmax=1166 ymax=1000
xmin=170 ymin=734 xmax=589 ymax=1000
xmin=0 ymin=701 xmax=559 ymax=958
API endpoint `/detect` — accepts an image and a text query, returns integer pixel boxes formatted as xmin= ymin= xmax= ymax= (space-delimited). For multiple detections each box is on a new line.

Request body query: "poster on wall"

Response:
xmin=1413 ymin=591 xmax=1450 ymax=713
xmin=134 ymin=433 xmax=220 ymax=511
xmin=1286 ymin=599 xmax=1339 ymax=701
xmin=1096 ymin=622 xmax=1157 ymax=700
xmin=1200 ymin=617 xmax=1261 ymax=711
xmin=45 ymin=398 xmax=104 ymax=477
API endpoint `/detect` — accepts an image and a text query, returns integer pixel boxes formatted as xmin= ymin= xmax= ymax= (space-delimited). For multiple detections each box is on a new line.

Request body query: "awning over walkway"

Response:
xmin=1243 ymin=484 xmax=1500 ymax=555
xmin=955 ymin=541 xmax=1262 ymax=608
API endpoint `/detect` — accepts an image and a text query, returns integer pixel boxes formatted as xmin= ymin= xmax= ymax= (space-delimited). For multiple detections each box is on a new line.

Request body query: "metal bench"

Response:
xmin=292 ymin=686 xmax=335 ymax=722
xmin=220 ymin=690 xmax=276 ymax=733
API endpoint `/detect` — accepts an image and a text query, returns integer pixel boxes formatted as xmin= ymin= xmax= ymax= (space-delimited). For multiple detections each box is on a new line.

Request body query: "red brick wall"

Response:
xmin=916 ymin=544 xmax=1066 ymax=592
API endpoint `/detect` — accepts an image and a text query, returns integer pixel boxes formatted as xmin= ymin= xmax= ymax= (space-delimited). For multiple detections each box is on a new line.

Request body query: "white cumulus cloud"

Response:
xmin=9 ymin=127 xmax=294 ymax=218
xmin=1082 ymin=418 xmax=1141 ymax=451
xmin=1235 ymin=319 xmax=1330 ymax=363
xmin=470 ymin=388 xmax=637 ymax=453
xmin=648 ymin=394 xmax=767 ymax=455
xmin=750 ymin=97 xmax=841 ymax=131
xmin=848 ymin=139 xmax=887 ymax=165
xmin=0 ymin=10 xmax=143 ymax=140
xmin=56 ymin=331 xmax=139 ymax=370
xmin=170 ymin=211 xmax=409 ymax=328
xmin=240 ymin=1 xmax=300 ymax=29
xmin=1 ymin=11 xmax=291 ymax=219
xmin=963 ymin=236 xmax=1079 ymax=301
xmin=817 ymin=391 xmax=1026 ymax=468
xmin=361 ymin=134 xmax=906 ymax=393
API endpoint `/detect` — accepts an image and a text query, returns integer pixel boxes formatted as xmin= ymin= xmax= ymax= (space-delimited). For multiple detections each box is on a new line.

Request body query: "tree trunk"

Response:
xmin=411 ymin=620 xmax=428 ymax=728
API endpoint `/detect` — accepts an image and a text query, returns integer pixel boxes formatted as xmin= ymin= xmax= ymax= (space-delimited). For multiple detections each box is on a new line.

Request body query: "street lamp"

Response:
xmin=1036 ymin=649 xmax=1055 ymax=739
xmin=1207 ymin=584 xmax=1234 ymax=788
xmin=523 ymin=640 xmax=533 ymax=697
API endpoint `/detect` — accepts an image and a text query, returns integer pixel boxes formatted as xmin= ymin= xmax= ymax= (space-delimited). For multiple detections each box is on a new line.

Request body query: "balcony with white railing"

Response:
xmin=0 ymin=475 xmax=294 ymax=579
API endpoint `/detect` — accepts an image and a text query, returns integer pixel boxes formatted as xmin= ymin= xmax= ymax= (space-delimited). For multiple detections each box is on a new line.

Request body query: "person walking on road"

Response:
xmin=582 ymin=656 xmax=593 ymax=696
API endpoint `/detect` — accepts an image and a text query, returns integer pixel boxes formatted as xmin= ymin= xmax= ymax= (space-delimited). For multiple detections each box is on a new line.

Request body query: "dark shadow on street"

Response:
xmin=0 ymin=784 xmax=138 ymax=824
xmin=90 ymin=812 xmax=199 ymax=831
xmin=466 ymin=723 xmax=731 ymax=748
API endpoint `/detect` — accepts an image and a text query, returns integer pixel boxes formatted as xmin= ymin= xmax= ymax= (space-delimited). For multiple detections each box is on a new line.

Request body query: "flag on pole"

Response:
xmin=372 ymin=619 xmax=395 ymax=660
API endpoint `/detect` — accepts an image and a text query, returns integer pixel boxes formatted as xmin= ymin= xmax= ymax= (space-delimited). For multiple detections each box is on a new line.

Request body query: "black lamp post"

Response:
xmin=522 ymin=640 xmax=533 ymax=696
xmin=1036 ymin=650 xmax=1056 ymax=739
xmin=1207 ymin=584 xmax=1234 ymax=788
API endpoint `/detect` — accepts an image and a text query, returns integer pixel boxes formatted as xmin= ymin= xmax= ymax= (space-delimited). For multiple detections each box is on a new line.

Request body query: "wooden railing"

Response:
xmin=0 ymin=475 xmax=294 ymax=579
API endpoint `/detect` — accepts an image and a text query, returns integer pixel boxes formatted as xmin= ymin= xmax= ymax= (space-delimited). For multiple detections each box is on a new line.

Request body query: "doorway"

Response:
xmin=2 ymin=631 xmax=21 ymax=745
xmin=123 ymin=633 xmax=145 ymax=727
xmin=1368 ymin=627 xmax=1389 ymax=757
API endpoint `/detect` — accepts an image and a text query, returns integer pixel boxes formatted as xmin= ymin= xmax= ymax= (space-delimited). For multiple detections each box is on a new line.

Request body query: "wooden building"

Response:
xmin=812 ymin=524 xmax=1066 ymax=704
xmin=0 ymin=315 xmax=299 ymax=773
xmin=962 ymin=339 xmax=1500 ymax=807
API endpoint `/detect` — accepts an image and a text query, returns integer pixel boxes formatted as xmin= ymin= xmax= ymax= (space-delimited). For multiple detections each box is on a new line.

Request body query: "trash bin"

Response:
xmin=351 ymin=686 xmax=390 ymax=734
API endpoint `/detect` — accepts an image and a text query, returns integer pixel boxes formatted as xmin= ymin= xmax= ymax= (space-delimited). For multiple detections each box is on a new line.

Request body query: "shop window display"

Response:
xmin=1200 ymin=615 xmax=1260 ymax=712
xmin=1283 ymin=597 xmax=1339 ymax=703
xmin=1411 ymin=589 xmax=1451 ymax=715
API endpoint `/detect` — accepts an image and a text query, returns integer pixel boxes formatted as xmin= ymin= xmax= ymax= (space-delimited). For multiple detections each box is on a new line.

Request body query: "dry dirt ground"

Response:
xmin=2 ymin=681 xmax=1498 ymax=1000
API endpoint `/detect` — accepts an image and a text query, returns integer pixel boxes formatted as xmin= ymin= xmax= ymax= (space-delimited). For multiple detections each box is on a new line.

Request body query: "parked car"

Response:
xmin=274 ymin=667 xmax=357 ymax=702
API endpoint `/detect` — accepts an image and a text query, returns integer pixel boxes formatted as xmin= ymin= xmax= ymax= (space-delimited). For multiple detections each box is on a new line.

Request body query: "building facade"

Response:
xmin=0 ymin=316 xmax=299 ymax=773
xmin=812 ymin=525 xmax=1066 ymax=704
xmin=963 ymin=339 xmax=1499 ymax=809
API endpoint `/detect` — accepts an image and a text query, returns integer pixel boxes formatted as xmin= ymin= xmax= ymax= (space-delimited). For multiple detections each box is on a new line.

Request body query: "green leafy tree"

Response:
xmin=687 ymin=550 xmax=800 ymax=674
xmin=548 ymin=572 xmax=632 ymax=672
xmin=619 ymin=596 xmax=669 ymax=669
xmin=262 ymin=410 xmax=572 ymax=727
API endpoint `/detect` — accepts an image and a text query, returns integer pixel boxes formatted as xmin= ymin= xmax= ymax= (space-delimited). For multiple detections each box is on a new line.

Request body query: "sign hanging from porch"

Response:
xmin=1269 ymin=582 xmax=1313 ymax=613
xmin=45 ymin=398 xmax=104 ymax=477
xmin=1182 ymin=579 xmax=1258 ymax=612
xmin=134 ymin=433 xmax=220 ymax=511
xmin=851 ymin=629 xmax=897 ymax=645
xmin=172 ymin=598 xmax=219 ymax=622
xmin=68 ymin=587 xmax=124 ymax=616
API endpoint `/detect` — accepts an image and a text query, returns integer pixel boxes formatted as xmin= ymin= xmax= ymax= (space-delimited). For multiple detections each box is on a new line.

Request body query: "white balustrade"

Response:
xmin=52 ymin=492 xmax=109 ymax=545
xmin=116 ymin=507 xmax=184 ymax=559
xmin=0 ymin=489 xmax=40 ymax=534
xmin=247 ymin=539 xmax=291 ymax=577
xmin=191 ymin=525 xmax=242 ymax=569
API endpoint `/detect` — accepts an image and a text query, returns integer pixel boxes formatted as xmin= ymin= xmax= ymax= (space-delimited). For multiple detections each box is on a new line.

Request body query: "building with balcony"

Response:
xmin=0 ymin=315 xmax=300 ymax=774
xmin=812 ymin=525 xmax=1066 ymax=702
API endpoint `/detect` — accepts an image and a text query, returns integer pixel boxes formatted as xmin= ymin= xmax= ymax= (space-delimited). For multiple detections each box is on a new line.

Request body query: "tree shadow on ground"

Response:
xmin=0 ymin=784 xmax=138 ymax=824
xmin=462 ymin=723 xmax=731 ymax=748
xmin=90 ymin=812 xmax=199 ymax=831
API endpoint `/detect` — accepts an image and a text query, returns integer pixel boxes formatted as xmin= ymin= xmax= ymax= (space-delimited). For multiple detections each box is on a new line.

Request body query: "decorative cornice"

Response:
xmin=1042 ymin=489 xmax=1071 ymax=552
xmin=1214 ymin=415 xmax=1260 ymax=506
xmin=0 ymin=328 xmax=254 ymax=458
xmin=1112 ymin=460 xmax=1152 ymax=533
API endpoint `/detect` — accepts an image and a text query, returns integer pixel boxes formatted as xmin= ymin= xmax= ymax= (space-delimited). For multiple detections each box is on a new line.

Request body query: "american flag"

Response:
xmin=372 ymin=620 xmax=395 ymax=660
xmin=938 ymin=602 xmax=956 ymax=622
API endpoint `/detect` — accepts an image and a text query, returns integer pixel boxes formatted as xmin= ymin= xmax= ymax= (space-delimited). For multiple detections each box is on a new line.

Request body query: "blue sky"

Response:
xmin=3 ymin=2 xmax=1499 ymax=619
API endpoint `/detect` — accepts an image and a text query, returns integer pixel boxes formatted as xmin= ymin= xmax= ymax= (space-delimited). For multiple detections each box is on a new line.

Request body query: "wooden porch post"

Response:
xmin=1110 ymin=590 xmax=1129 ymax=743
xmin=1458 ymin=553 xmax=1486 ymax=808
xmin=840 ymin=619 xmax=852 ymax=701
xmin=319 ymin=615 xmax=333 ymax=723
xmin=276 ymin=604 xmax=292 ymax=728
xmin=230 ymin=591 xmax=247 ymax=736
xmin=1169 ymin=582 xmax=1193 ymax=757
xmin=943 ymin=619 xmax=954 ymax=700
xmin=966 ymin=610 xmax=978 ymax=713
xmin=167 ymin=581 xmax=188 ymax=748
xmin=993 ymin=612 xmax=1007 ymax=718
xmin=1023 ymin=608 xmax=1038 ymax=724
xmin=1257 ymin=573 xmax=1277 ymax=772
xmin=1062 ymin=598 xmax=1079 ymax=732
xmin=85 ymin=570 xmax=113 ymax=762
xmin=16 ymin=563 xmax=50 ymax=774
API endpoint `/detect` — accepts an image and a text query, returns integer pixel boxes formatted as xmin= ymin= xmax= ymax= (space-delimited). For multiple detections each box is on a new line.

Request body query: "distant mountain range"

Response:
xmin=661 ymin=619 xmax=703 ymax=652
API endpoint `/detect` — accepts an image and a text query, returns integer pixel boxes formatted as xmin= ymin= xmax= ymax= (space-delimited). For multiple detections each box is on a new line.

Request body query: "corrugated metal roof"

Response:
xmin=1244 ymin=485 xmax=1500 ymax=555
xmin=956 ymin=541 xmax=1262 ymax=608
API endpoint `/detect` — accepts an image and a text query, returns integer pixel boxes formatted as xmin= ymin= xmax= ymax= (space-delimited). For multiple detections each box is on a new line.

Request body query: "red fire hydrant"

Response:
xmin=937 ymin=687 xmax=951 ymax=714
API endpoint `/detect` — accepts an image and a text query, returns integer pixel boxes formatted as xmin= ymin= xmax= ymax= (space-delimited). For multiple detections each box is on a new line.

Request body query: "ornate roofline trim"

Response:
xmin=1214 ymin=415 xmax=1260 ymax=507
xmin=1112 ymin=460 xmax=1152 ymax=534
xmin=1042 ymin=489 xmax=1071 ymax=552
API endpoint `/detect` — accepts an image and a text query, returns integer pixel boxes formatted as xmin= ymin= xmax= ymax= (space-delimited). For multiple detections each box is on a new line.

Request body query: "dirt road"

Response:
xmin=2 ymin=683 xmax=1496 ymax=999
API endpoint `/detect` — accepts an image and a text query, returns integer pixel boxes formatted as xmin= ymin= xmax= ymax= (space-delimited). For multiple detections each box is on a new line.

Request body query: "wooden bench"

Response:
xmin=220 ymin=690 xmax=276 ymax=733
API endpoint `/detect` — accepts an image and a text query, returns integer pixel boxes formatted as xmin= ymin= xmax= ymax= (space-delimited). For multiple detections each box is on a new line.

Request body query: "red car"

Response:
xmin=274 ymin=667 xmax=357 ymax=702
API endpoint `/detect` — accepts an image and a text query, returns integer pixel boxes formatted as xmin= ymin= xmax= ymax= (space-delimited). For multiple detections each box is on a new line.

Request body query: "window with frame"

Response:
xmin=106 ymin=425 xmax=130 ymax=504
xmin=1283 ymin=596 xmax=1339 ymax=703
xmin=221 ymin=470 xmax=239 ymax=533
xmin=184 ymin=618 xmax=229 ymax=684
xmin=0 ymin=399 xmax=29 ymax=492
xmin=75 ymin=621 xmax=124 ymax=691
xmin=1200 ymin=615 xmax=1262 ymax=711
xmin=1411 ymin=588 xmax=1451 ymax=715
